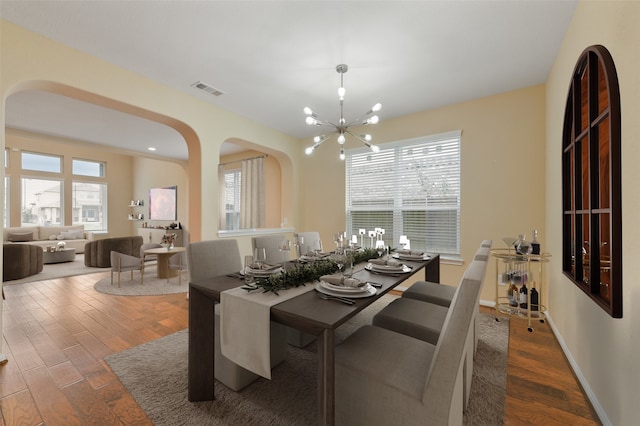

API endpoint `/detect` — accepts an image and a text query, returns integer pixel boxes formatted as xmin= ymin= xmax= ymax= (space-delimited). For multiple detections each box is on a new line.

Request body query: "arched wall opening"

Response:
xmin=3 ymin=80 xmax=203 ymax=241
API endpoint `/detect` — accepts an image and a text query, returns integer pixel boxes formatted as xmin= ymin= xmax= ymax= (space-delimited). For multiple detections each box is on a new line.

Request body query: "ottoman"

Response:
xmin=43 ymin=248 xmax=77 ymax=264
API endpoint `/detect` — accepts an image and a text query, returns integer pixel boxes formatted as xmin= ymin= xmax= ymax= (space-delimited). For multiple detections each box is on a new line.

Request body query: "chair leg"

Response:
xmin=110 ymin=270 xmax=114 ymax=286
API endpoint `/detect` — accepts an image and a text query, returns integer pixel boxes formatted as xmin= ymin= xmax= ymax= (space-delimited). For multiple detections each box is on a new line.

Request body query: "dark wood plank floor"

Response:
xmin=0 ymin=273 xmax=600 ymax=425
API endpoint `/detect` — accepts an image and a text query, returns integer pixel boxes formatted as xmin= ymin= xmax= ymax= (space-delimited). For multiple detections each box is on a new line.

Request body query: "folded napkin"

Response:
xmin=396 ymin=249 xmax=424 ymax=256
xmin=369 ymin=258 xmax=403 ymax=266
xmin=320 ymin=274 xmax=366 ymax=288
xmin=248 ymin=263 xmax=280 ymax=271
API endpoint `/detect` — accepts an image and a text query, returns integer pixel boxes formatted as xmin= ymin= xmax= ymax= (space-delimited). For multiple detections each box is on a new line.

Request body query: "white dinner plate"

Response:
xmin=315 ymin=282 xmax=377 ymax=298
xmin=365 ymin=263 xmax=412 ymax=274
xmin=392 ymin=253 xmax=431 ymax=261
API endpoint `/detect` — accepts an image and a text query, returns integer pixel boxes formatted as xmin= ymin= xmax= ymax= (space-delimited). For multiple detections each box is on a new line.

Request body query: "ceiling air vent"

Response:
xmin=191 ymin=81 xmax=224 ymax=96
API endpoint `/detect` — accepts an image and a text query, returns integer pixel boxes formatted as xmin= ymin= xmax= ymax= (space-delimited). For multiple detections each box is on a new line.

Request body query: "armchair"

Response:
xmin=168 ymin=252 xmax=187 ymax=284
xmin=110 ymin=251 xmax=144 ymax=288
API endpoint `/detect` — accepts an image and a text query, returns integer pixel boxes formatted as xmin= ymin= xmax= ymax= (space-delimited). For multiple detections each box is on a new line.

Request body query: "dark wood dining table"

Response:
xmin=188 ymin=254 xmax=440 ymax=425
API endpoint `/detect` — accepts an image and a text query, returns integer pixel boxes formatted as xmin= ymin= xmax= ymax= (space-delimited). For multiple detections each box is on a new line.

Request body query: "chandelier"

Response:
xmin=304 ymin=64 xmax=381 ymax=160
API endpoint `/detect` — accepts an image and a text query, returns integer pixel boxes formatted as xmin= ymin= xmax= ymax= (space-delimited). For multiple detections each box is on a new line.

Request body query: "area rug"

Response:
xmin=105 ymin=296 xmax=509 ymax=425
xmin=2 ymin=253 xmax=108 ymax=286
xmin=93 ymin=263 xmax=188 ymax=296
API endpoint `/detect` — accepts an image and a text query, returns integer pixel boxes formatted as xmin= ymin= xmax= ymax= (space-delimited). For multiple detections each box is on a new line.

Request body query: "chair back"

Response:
xmin=186 ymin=239 xmax=242 ymax=282
xmin=294 ymin=232 xmax=322 ymax=257
xmin=141 ymin=243 xmax=163 ymax=260
xmin=251 ymin=235 xmax=291 ymax=264
xmin=169 ymin=252 xmax=187 ymax=269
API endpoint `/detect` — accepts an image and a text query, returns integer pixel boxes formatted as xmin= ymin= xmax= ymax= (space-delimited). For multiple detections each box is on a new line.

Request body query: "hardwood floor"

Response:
xmin=0 ymin=274 xmax=600 ymax=425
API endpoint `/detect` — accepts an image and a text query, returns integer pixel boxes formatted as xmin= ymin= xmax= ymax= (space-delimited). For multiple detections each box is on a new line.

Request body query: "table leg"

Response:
xmin=425 ymin=254 xmax=440 ymax=283
xmin=317 ymin=328 xmax=335 ymax=425
xmin=188 ymin=286 xmax=216 ymax=401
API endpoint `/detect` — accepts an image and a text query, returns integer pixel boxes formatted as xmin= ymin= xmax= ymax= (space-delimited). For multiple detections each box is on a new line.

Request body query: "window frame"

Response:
xmin=345 ymin=130 xmax=461 ymax=258
xmin=561 ymin=44 xmax=622 ymax=318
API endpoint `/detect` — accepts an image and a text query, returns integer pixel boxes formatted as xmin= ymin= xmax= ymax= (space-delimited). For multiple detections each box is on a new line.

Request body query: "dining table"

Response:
xmin=143 ymin=246 xmax=186 ymax=278
xmin=188 ymin=253 xmax=440 ymax=425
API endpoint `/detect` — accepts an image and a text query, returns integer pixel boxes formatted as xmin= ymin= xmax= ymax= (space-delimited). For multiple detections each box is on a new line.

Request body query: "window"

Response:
xmin=562 ymin=45 xmax=622 ymax=318
xmin=21 ymin=178 xmax=63 ymax=226
xmin=223 ymin=169 xmax=241 ymax=230
xmin=72 ymin=182 xmax=107 ymax=231
xmin=346 ymin=130 xmax=461 ymax=257
xmin=73 ymin=159 xmax=105 ymax=177
xmin=22 ymin=152 xmax=62 ymax=173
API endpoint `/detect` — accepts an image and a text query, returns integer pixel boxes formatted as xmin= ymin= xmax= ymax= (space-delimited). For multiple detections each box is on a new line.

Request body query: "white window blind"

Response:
xmin=346 ymin=130 xmax=461 ymax=256
xmin=223 ymin=170 xmax=241 ymax=230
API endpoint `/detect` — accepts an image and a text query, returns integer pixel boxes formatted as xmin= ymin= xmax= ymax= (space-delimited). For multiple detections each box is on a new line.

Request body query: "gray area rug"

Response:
xmin=3 ymin=253 xmax=107 ymax=285
xmin=106 ymin=296 xmax=509 ymax=425
xmin=93 ymin=263 xmax=188 ymax=296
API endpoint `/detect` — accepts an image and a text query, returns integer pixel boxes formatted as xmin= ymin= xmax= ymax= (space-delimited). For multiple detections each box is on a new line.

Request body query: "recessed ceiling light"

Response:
xmin=148 ymin=147 xmax=156 ymax=151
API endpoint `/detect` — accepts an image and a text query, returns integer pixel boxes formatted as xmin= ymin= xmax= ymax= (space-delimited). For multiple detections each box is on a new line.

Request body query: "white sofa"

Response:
xmin=3 ymin=225 xmax=95 ymax=254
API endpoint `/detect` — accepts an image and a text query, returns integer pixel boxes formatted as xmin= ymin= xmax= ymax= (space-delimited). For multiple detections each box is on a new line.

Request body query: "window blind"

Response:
xmin=346 ymin=130 xmax=461 ymax=256
xmin=223 ymin=170 xmax=241 ymax=230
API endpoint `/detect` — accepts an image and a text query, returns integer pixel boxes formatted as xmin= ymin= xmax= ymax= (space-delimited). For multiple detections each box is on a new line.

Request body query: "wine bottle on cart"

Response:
xmin=530 ymin=281 xmax=539 ymax=311
xmin=531 ymin=230 xmax=541 ymax=255
xmin=519 ymin=282 xmax=528 ymax=309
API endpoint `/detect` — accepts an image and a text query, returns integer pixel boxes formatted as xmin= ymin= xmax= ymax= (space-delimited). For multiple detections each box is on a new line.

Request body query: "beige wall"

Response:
xmin=4 ymin=128 xmax=134 ymax=237
xmin=131 ymin=157 xmax=189 ymax=239
xmin=1 ymin=19 xmax=300 ymax=353
xmin=300 ymin=84 xmax=547 ymax=301
xmin=545 ymin=2 xmax=640 ymax=424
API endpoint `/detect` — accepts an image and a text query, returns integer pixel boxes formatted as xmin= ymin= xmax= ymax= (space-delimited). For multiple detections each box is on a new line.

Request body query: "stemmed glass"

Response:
xmin=279 ymin=239 xmax=291 ymax=253
xmin=376 ymin=240 xmax=386 ymax=259
xmin=502 ymin=237 xmax=517 ymax=255
xmin=333 ymin=247 xmax=346 ymax=275
xmin=254 ymin=247 xmax=267 ymax=270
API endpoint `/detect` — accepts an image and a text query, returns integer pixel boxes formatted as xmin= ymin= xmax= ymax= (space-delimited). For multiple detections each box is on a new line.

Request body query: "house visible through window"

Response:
xmin=72 ymin=181 xmax=107 ymax=231
xmin=21 ymin=177 xmax=63 ymax=226
xmin=346 ymin=130 xmax=461 ymax=257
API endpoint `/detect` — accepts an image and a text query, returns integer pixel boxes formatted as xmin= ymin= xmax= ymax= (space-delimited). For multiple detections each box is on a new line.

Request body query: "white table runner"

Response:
xmin=220 ymin=284 xmax=315 ymax=379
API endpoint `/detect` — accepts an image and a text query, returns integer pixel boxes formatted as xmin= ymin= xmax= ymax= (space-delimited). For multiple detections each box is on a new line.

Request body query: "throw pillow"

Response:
xmin=61 ymin=231 xmax=75 ymax=240
xmin=7 ymin=232 xmax=34 ymax=242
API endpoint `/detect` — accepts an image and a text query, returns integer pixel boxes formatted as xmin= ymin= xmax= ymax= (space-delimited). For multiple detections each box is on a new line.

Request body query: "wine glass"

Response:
xmin=253 ymin=247 xmax=266 ymax=270
xmin=244 ymin=255 xmax=255 ymax=284
xmin=279 ymin=239 xmax=291 ymax=253
xmin=375 ymin=240 xmax=386 ymax=259
xmin=333 ymin=248 xmax=345 ymax=275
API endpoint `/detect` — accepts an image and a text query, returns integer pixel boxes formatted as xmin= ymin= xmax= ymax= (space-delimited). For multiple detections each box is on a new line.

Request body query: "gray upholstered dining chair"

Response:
xmin=294 ymin=231 xmax=323 ymax=257
xmin=251 ymin=235 xmax=291 ymax=265
xmin=186 ymin=239 xmax=287 ymax=391
xmin=110 ymin=251 xmax=144 ymax=288
xmin=140 ymin=243 xmax=162 ymax=262
xmin=167 ymin=251 xmax=187 ymax=284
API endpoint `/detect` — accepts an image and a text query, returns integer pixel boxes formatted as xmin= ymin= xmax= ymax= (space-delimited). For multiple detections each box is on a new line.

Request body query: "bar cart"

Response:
xmin=492 ymin=248 xmax=551 ymax=332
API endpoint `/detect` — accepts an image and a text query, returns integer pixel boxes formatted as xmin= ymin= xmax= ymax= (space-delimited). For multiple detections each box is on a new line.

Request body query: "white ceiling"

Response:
xmin=1 ymin=0 xmax=577 ymax=161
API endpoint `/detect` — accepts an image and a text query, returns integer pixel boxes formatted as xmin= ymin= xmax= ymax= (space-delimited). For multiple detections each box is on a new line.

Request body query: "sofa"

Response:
xmin=3 ymin=225 xmax=95 ymax=254
xmin=3 ymin=243 xmax=44 ymax=281
xmin=84 ymin=236 xmax=143 ymax=268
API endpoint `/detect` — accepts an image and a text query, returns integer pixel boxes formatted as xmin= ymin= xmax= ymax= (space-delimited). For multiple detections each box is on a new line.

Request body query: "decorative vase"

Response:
xmin=168 ymin=242 xmax=174 ymax=250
